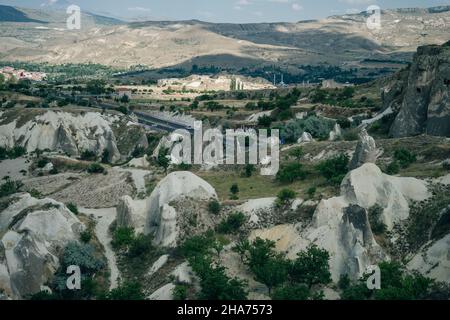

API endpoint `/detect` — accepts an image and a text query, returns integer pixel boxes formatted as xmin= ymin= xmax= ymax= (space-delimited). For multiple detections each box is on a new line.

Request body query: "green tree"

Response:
xmin=289 ymin=147 xmax=304 ymax=161
xmin=276 ymin=163 xmax=307 ymax=183
xmin=316 ymin=154 xmax=349 ymax=185
xmin=272 ymin=284 xmax=310 ymax=300
xmin=289 ymin=245 xmax=331 ymax=289
xmin=105 ymin=282 xmax=144 ymax=300
xmin=217 ymin=212 xmax=247 ymax=234
xmin=208 ymin=199 xmax=221 ymax=215
xmin=157 ymin=147 xmax=171 ymax=173
xmin=276 ymin=188 xmax=296 ymax=208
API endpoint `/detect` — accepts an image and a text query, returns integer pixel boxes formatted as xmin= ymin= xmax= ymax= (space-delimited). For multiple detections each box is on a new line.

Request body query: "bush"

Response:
xmin=208 ymin=199 xmax=221 ymax=215
xmin=105 ymin=281 xmax=144 ymax=300
xmin=230 ymin=183 xmax=239 ymax=196
xmin=0 ymin=179 xmax=23 ymax=198
xmin=276 ymin=163 xmax=307 ymax=183
xmin=280 ymin=116 xmax=335 ymax=143
xmin=111 ymin=227 xmax=135 ymax=249
xmin=217 ymin=212 xmax=247 ymax=234
xmin=80 ymin=230 xmax=93 ymax=243
xmin=189 ymin=255 xmax=247 ymax=300
xmin=443 ymin=160 xmax=450 ymax=171
xmin=0 ymin=145 xmax=26 ymax=160
xmin=128 ymin=234 xmax=153 ymax=258
xmin=86 ymin=163 xmax=105 ymax=174
xmin=272 ymin=284 xmax=310 ymax=300
xmin=316 ymin=154 xmax=349 ymax=185
xmin=393 ymin=148 xmax=417 ymax=169
xmin=80 ymin=150 xmax=97 ymax=161
xmin=173 ymin=285 xmax=188 ymax=300
xmin=276 ymin=188 xmax=296 ymax=207
xmin=59 ymin=242 xmax=105 ymax=276
xmin=180 ymin=232 xmax=215 ymax=258
xmin=385 ymin=161 xmax=400 ymax=175
xmin=258 ymin=115 xmax=273 ymax=127
xmin=66 ymin=202 xmax=79 ymax=215
xmin=242 ymin=164 xmax=256 ymax=178
xmin=289 ymin=245 xmax=331 ymax=289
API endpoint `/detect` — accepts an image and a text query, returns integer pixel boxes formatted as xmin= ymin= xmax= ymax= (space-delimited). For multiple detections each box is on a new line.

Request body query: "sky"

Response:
xmin=2 ymin=0 xmax=450 ymax=23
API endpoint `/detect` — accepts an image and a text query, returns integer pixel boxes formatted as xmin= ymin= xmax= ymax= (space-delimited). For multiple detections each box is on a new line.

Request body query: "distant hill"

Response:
xmin=0 ymin=5 xmax=46 ymax=23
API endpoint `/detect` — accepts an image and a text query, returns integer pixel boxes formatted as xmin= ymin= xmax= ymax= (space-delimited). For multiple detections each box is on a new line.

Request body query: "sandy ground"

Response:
xmin=81 ymin=207 xmax=120 ymax=290
xmin=115 ymin=167 xmax=151 ymax=194
xmin=0 ymin=157 xmax=30 ymax=180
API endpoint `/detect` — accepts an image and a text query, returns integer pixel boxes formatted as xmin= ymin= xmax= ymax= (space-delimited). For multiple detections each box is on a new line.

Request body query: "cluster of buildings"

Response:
xmin=0 ymin=66 xmax=47 ymax=82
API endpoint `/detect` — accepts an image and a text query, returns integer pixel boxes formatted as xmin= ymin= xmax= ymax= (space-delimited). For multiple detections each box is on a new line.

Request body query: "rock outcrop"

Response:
xmin=349 ymin=129 xmax=382 ymax=170
xmin=387 ymin=41 xmax=450 ymax=137
xmin=250 ymin=163 xmax=431 ymax=281
xmin=0 ymin=110 xmax=147 ymax=163
xmin=341 ymin=163 xmax=430 ymax=230
xmin=407 ymin=233 xmax=450 ymax=283
xmin=0 ymin=194 xmax=83 ymax=299
xmin=115 ymin=171 xmax=217 ymax=247
xmin=297 ymin=132 xmax=314 ymax=144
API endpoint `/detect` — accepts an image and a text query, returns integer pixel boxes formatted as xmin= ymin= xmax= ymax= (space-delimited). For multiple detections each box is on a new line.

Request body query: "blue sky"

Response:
xmin=3 ymin=0 xmax=450 ymax=22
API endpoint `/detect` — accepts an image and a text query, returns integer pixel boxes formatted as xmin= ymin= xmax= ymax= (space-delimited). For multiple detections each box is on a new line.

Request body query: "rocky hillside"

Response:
xmin=384 ymin=41 xmax=450 ymax=137
xmin=1 ymin=6 xmax=450 ymax=70
xmin=0 ymin=109 xmax=148 ymax=163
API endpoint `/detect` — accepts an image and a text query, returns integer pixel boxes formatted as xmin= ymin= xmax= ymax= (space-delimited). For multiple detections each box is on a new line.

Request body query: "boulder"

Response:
xmin=328 ymin=123 xmax=342 ymax=141
xmin=297 ymin=132 xmax=314 ymax=144
xmin=116 ymin=196 xmax=147 ymax=233
xmin=148 ymin=283 xmax=175 ymax=300
xmin=349 ymin=129 xmax=382 ymax=170
xmin=0 ymin=194 xmax=83 ymax=299
xmin=407 ymin=233 xmax=450 ymax=283
xmin=116 ymin=172 xmax=217 ymax=247
xmin=148 ymin=254 xmax=169 ymax=277
xmin=341 ymin=163 xmax=430 ymax=230
xmin=171 ymin=261 xmax=195 ymax=285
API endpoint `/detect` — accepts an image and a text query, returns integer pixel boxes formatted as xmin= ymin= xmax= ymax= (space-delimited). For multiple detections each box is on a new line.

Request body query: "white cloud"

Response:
xmin=128 ymin=7 xmax=151 ymax=13
xmin=339 ymin=0 xmax=373 ymax=4
xmin=292 ymin=3 xmax=303 ymax=11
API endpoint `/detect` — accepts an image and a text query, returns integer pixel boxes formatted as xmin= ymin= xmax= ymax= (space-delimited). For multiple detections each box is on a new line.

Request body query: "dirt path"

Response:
xmin=81 ymin=207 xmax=120 ymax=290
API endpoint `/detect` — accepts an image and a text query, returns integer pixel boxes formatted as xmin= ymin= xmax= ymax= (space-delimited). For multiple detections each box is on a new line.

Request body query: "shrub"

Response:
xmin=306 ymin=187 xmax=316 ymax=199
xmin=111 ymin=227 xmax=135 ymax=249
xmin=289 ymin=245 xmax=331 ymax=289
xmin=272 ymin=284 xmax=310 ymax=300
xmin=173 ymin=285 xmax=188 ymax=300
xmin=86 ymin=163 xmax=105 ymax=174
xmin=180 ymin=232 xmax=215 ymax=258
xmin=66 ymin=202 xmax=79 ymax=215
xmin=60 ymin=242 xmax=105 ymax=276
xmin=230 ymin=183 xmax=239 ymax=196
xmin=257 ymin=115 xmax=273 ymax=127
xmin=189 ymin=255 xmax=247 ymax=300
xmin=289 ymin=147 xmax=304 ymax=161
xmin=128 ymin=234 xmax=153 ymax=258
xmin=80 ymin=230 xmax=93 ymax=243
xmin=80 ymin=150 xmax=97 ymax=161
xmin=280 ymin=116 xmax=335 ymax=143
xmin=443 ymin=160 xmax=450 ymax=171
xmin=208 ymin=199 xmax=221 ymax=215
xmin=276 ymin=188 xmax=296 ymax=207
xmin=393 ymin=148 xmax=417 ymax=169
xmin=105 ymin=282 xmax=144 ymax=300
xmin=0 ymin=180 xmax=23 ymax=198
xmin=385 ymin=161 xmax=400 ymax=175
xmin=316 ymin=154 xmax=349 ymax=185
xmin=217 ymin=212 xmax=247 ymax=234
xmin=242 ymin=164 xmax=256 ymax=178
xmin=276 ymin=163 xmax=307 ymax=183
